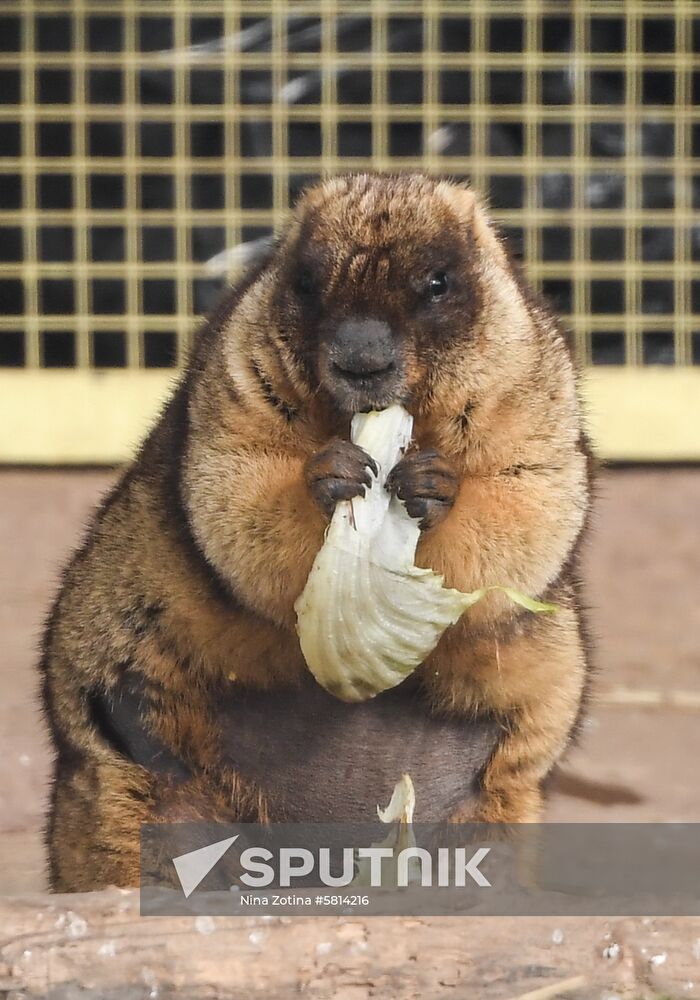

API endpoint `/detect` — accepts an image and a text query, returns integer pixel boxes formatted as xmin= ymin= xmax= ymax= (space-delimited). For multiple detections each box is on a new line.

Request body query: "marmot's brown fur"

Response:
xmin=41 ymin=174 xmax=592 ymax=891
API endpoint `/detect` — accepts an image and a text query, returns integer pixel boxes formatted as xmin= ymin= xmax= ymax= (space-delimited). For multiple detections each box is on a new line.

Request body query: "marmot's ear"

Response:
xmin=438 ymin=182 xmax=508 ymax=263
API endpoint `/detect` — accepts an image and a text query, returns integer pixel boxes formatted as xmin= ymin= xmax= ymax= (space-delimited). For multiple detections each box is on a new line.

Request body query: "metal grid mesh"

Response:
xmin=1 ymin=0 xmax=700 ymax=375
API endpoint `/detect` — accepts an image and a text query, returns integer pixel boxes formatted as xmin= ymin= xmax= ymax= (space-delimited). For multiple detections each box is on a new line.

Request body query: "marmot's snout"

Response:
xmin=324 ymin=316 xmax=404 ymax=412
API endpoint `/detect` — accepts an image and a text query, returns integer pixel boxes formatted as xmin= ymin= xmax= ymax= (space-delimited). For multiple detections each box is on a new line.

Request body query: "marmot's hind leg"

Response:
xmin=48 ymin=758 xmax=267 ymax=891
xmin=47 ymin=675 xmax=269 ymax=891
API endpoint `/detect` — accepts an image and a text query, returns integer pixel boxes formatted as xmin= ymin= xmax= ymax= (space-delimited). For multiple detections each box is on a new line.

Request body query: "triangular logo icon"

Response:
xmin=172 ymin=835 xmax=239 ymax=898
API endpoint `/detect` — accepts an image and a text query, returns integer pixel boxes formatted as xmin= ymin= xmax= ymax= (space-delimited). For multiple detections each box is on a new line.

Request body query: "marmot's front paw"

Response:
xmin=386 ymin=448 xmax=458 ymax=530
xmin=305 ymin=439 xmax=378 ymax=518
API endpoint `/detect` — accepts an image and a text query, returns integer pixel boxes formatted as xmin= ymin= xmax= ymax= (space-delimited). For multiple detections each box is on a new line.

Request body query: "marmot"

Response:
xmin=41 ymin=173 xmax=592 ymax=891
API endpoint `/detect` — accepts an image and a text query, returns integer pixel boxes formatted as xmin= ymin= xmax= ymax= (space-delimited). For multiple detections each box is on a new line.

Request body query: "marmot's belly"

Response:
xmin=214 ymin=678 xmax=501 ymax=823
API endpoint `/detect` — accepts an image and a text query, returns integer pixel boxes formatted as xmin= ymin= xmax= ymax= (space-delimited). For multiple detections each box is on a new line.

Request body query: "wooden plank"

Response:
xmin=1 ymin=889 xmax=699 ymax=997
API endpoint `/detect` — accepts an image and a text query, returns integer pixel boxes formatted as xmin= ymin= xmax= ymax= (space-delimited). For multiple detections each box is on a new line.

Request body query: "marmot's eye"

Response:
xmin=428 ymin=271 xmax=449 ymax=299
xmin=296 ymin=267 xmax=316 ymax=297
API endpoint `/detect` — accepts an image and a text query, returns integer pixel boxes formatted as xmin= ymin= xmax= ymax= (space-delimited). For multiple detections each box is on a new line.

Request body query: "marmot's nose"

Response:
xmin=331 ymin=317 xmax=396 ymax=378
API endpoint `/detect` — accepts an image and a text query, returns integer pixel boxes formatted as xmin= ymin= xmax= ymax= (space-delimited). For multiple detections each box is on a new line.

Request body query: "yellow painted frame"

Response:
xmin=581 ymin=368 xmax=700 ymax=462
xmin=0 ymin=371 xmax=178 ymax=465
xmin=1 ymin=368 xmax=699 ymax=464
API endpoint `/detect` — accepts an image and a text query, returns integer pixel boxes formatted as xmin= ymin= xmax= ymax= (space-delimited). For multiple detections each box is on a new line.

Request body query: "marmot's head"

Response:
xmin=269 ymin=173 xmax=490 ymax=414
xmin=226 ymin=173 xmax=562 ymax=422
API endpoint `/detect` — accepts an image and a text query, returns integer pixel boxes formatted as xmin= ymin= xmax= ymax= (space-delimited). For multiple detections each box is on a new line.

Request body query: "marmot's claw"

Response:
xmin=386 ymin=448 xmax=458 ymax=529
xmin=305 ymin=439 xmax=378 ymax=518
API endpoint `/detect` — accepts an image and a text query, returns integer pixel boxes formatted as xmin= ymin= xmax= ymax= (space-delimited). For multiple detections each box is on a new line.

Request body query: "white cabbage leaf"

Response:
xmin=352 ymin=773 xmax=420 ymax=888
xmin=295 ymin=404 xmax=556 ymax=702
